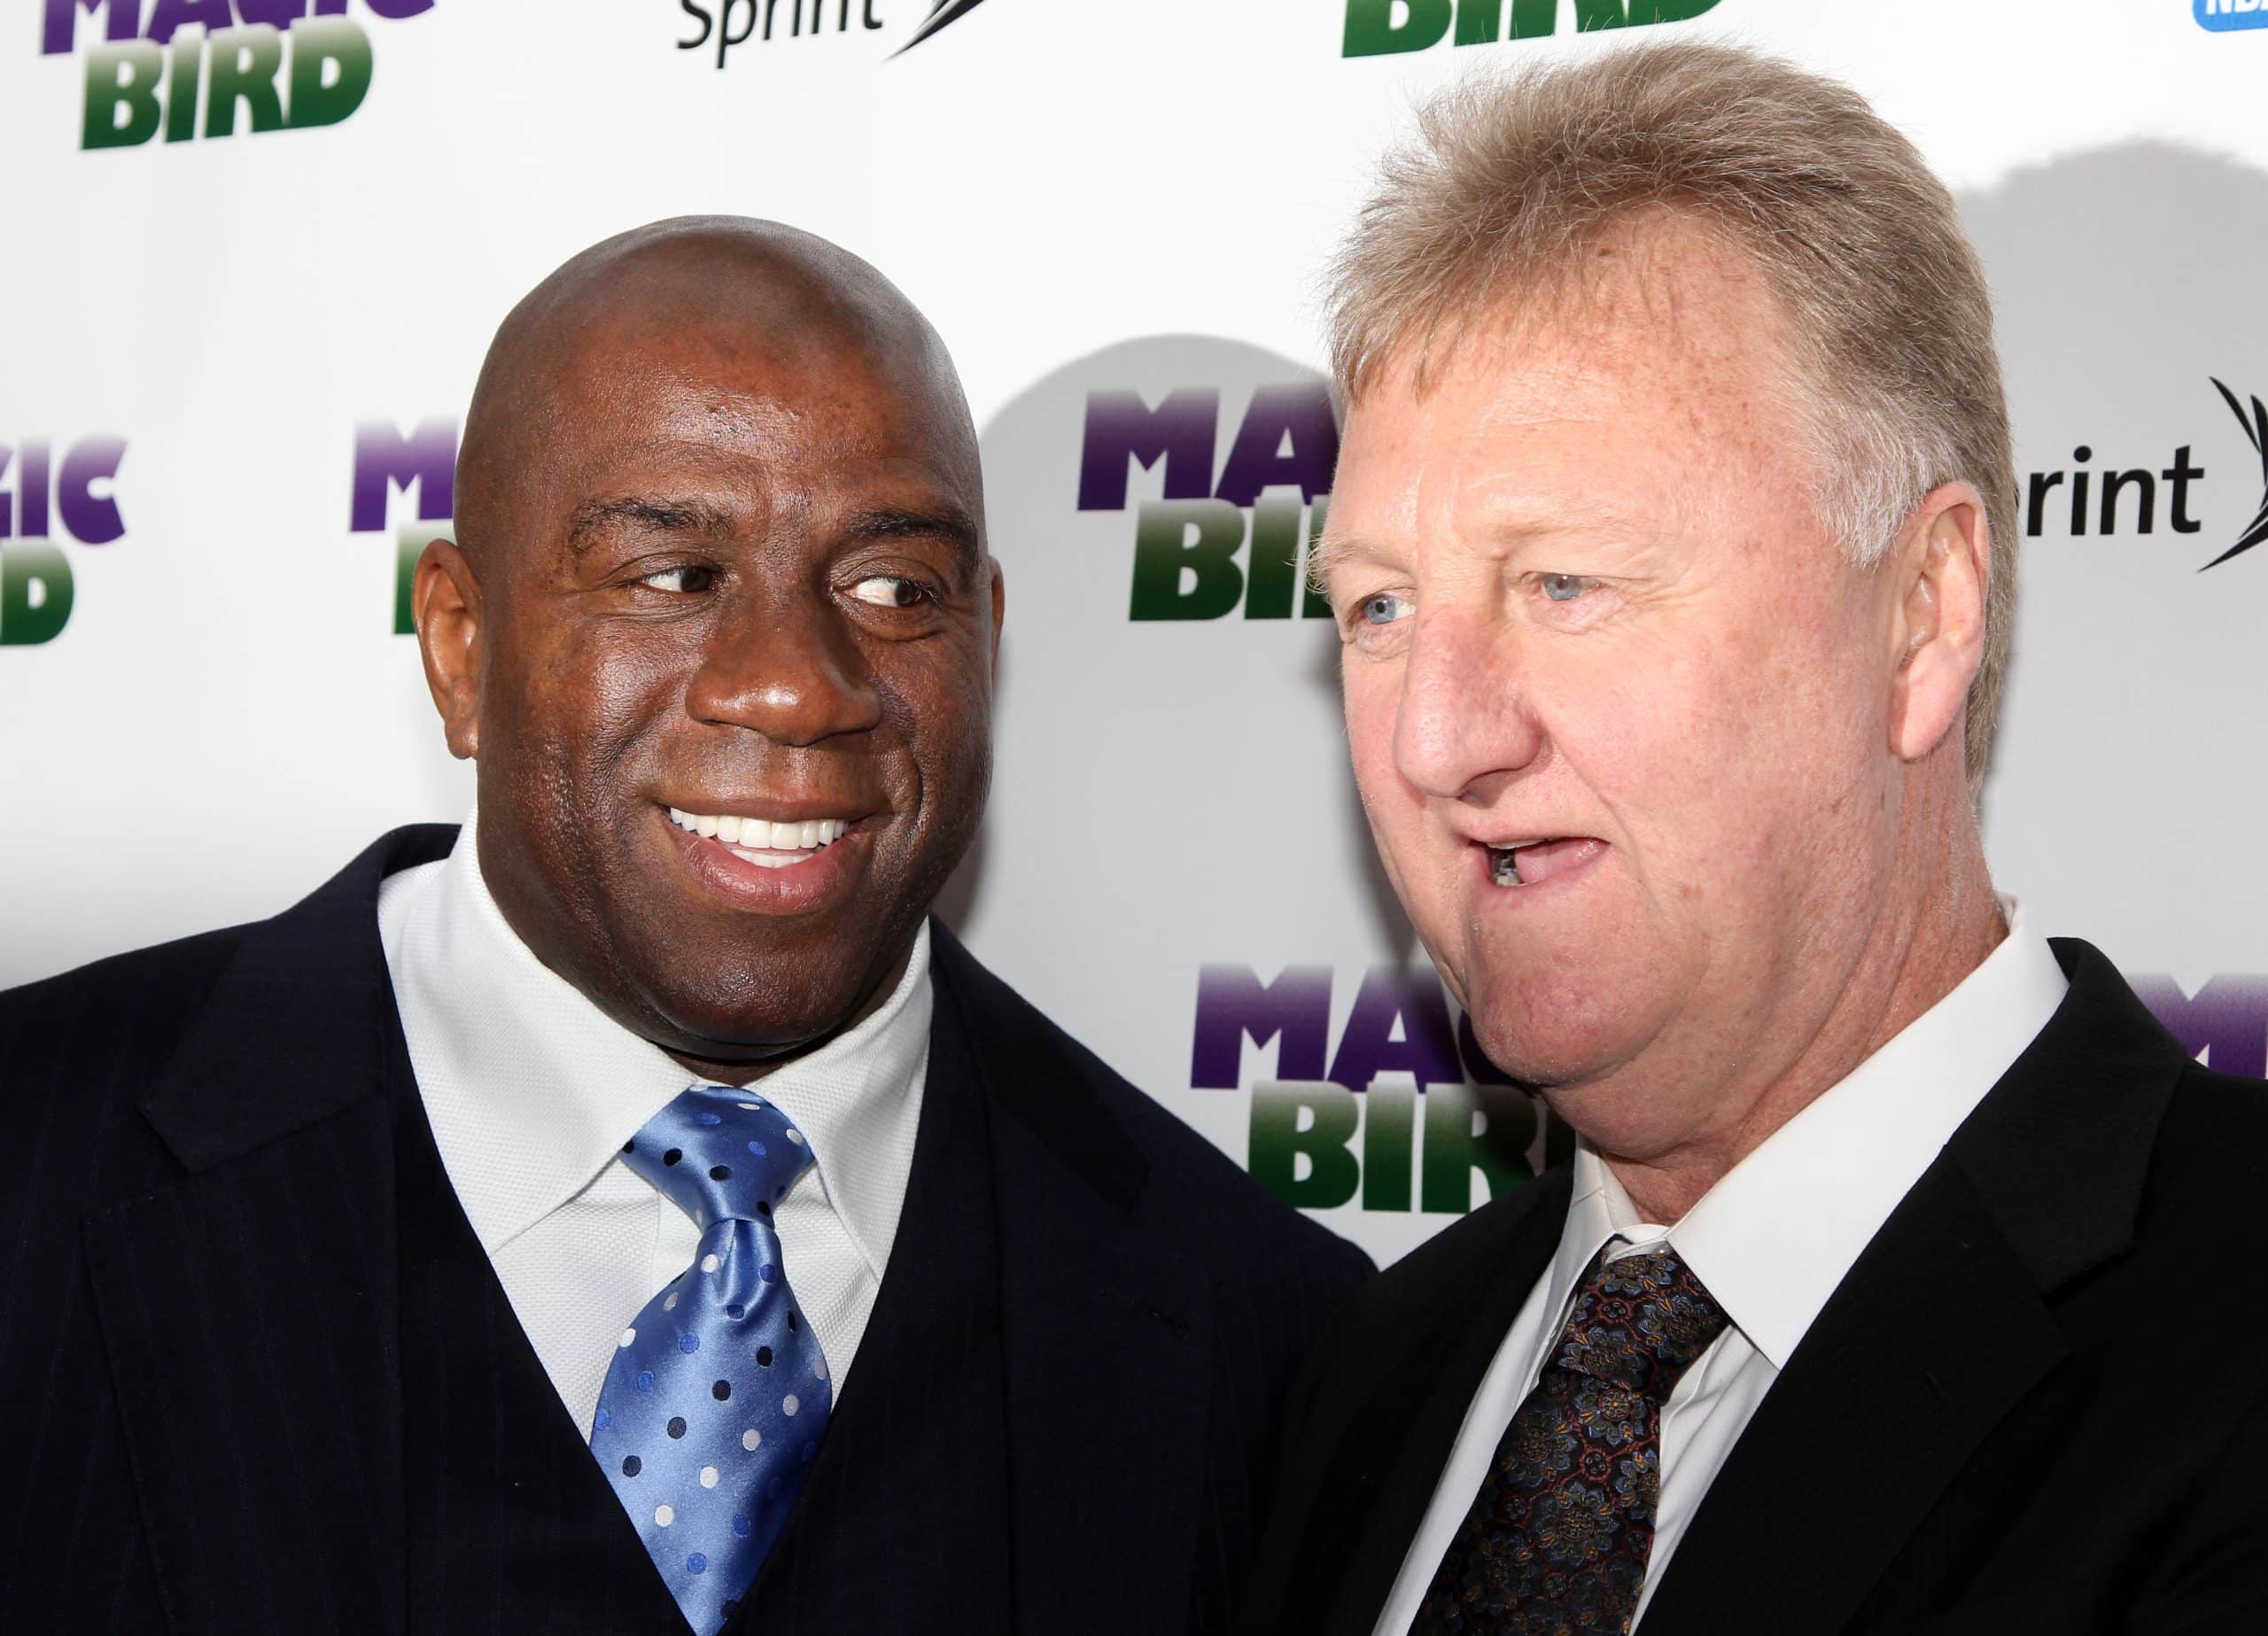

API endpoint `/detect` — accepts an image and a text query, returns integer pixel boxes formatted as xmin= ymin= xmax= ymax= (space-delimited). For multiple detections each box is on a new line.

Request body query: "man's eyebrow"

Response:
xmin=566 ymin=496 xmax=736 ymax=554
xmin=1305 ymin=530 xmax=1387 ymax=596
xmin=1309 ymin=504 xmax=1651 ymax=592
xmin=842 ymin=502 xmax=983 ymax=570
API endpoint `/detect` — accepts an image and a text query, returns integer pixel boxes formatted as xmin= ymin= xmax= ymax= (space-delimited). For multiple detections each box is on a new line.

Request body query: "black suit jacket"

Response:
xmin=0 ymin=826 xmax=1371 ymax=1633
xmin=1245 ymin=939 xmax=2268 ymax=1634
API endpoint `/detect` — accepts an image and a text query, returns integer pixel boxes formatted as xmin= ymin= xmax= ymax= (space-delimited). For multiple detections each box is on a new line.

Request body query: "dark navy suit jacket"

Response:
xmin=0 ymin=826 xmax=1371 ymax=1633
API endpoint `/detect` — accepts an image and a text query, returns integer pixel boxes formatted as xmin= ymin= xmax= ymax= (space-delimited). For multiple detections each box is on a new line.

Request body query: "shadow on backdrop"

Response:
xmin=1957 ymin=142 xmax=2268 ymax=893
xmin=938 ymin=333 xmax=1421 ymax=973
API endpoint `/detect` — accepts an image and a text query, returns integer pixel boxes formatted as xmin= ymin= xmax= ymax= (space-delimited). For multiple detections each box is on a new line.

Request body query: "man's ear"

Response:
xmin=414 ymin=539 xmax=484 ymax=761
xmin=987 ymin=555 xmax=1006 ymax=682
xmin=1886 ymin=481 xmax=1990 ymax=767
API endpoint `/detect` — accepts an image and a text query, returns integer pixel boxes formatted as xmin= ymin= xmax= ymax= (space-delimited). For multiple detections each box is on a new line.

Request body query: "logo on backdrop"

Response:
xmin=1192 ymin=961 xmax=1563 ymax=1215
xmin=1195 ymin=961 xmax=2264 ymax=1215
xmin=0 ymin=435 xmax=126 ymax=648
xmin=676 ymin=0 xmax=987 ymax=66
xmin=2195 ymin=0 xmax=2268 ymax=32
xmin=44 ymin=0 xmax=437 ymax=152
xmin=1343 ymin=0 xmax=1722 ymax=58
xmin=2202 ymin=380 xmax=2268 ymax=569
xmin=349 ymin=417 xmax=455 ymax=634
xmin=2133 ymin=973 xmax=2268 ymax=1078
xmin=1078 ymin=384 xmax=1340 ymax=622
xmin=2023 ymin=377 xmax=2268 ymax=571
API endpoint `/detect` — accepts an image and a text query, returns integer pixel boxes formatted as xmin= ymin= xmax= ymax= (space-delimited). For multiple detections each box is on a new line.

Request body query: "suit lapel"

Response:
xmin=1641 ymin=938 xmax=2187 ymax=1633
xmin=1309 ymin=1171 xmax=1571 ymax=1636
xmin=1635 ymin=1164 xmax=2067 ymax=1633
xmin=991 ymin=1118 xmax=1208 ymax=1636
xmin=929 ymin=927 xmax=1217 ymax=1636
xmin=83 ymin=826 xmax=455 ymax=1636
xmin=733 ymin=944 xmax=1016 ymax=1631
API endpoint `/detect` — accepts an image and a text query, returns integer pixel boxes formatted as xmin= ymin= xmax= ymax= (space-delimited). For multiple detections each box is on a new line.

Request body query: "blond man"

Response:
xmin=1244 ymin=43 xmax=2268 ymax=1636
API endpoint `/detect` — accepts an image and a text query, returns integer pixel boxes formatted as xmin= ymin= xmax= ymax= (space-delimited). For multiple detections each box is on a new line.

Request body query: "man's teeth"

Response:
xmin=669 ymin=809 xmax=850 ymax=865
xmin=1490 ymin=846 xmax=1526 ymax=888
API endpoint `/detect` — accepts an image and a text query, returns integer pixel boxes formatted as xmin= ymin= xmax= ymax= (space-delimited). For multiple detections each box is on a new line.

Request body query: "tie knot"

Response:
xmin=1550 ymin=1246 xmax=1728 ymax=1395
xmin=621 ymin=1085 xmax=816 ymax=1231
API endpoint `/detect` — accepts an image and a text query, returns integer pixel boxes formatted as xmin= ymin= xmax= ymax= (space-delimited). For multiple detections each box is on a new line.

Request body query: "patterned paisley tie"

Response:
xmin=590 ymin=1085 xmax=835 ymax=1635
xmin=1415 ymin=1246 xmax=1728 ymax=1636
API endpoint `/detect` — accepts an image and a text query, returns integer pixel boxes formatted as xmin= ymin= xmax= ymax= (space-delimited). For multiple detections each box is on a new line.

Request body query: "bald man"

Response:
xmin=0 ymin=218 xmax=1368 ymax=1636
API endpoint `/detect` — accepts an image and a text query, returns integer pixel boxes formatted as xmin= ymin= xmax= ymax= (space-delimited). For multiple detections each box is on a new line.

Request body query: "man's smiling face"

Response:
xmin=423 ymin=223 xmax=999 ymax=1071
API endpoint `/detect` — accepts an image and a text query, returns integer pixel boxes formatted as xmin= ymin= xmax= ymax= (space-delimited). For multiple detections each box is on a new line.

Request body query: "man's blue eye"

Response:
xmin=1361 ymin=593 xmax=1408 ymax=624
xmin=1542 ymin=574 xmax=1588 ymax=603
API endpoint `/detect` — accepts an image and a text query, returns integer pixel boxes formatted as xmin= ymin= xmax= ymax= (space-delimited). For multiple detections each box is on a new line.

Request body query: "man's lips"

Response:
xmin=1478 ymin=835 xmax=1609 ymax=890
xmin=660 ymin=802 xmax=877 ymax=911
xmin=667 ymin=804 xmax=857 ymax=869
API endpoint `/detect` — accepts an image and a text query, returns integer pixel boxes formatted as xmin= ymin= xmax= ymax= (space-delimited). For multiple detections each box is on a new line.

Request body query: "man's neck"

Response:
xmin=660 ymin=937 xmax=919 ymax=1089
xmin=1597 ymin=835 xmax=2005 ymax=1225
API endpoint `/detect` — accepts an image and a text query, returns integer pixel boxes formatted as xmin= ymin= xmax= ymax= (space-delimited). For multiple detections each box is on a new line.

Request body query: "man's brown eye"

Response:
xmin=641 ymin=565 xmax=717 ymax=593
xmin=849 ymin=576 xmax=928 ymax=609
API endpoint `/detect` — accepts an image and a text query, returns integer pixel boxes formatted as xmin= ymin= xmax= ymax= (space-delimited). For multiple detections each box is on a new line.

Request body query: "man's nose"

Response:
xmin=1392 ymin=604 xmax=1546 ymax=802
xmin=683 ymin=591 xmax=883 ymax=747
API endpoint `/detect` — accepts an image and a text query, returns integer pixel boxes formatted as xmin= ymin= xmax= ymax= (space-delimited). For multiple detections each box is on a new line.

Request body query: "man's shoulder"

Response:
xmin=2148 ymin=1056 xmax=2268 ymax=1210
xmin=0 ymin=921 xmax=250 ymax=1077
xmin=2022 ymin=937 xmax=2268 ymax=1231
xmin=1 ymin=827 xmax=453 ymax=1208
xmin=2164 ymin=1054 xmax=2268 ymax=1121
xmin=1240 ymin=1164 xmax=1570 ymax=1621
xmin=0 ymin=923 xmax=260 ymax=1238
xmin=1332 ymin=1163 xmax=1567 ymax=1337
xmin=929 ymin=925 xmax=1372 ymax=1287
xmin=1 ymin=825 xmax=451 ymax=1072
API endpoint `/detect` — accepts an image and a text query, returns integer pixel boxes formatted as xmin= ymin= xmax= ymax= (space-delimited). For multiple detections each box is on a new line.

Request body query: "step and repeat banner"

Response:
xmin=5 ymin=0 xmax=2265 ymax=1268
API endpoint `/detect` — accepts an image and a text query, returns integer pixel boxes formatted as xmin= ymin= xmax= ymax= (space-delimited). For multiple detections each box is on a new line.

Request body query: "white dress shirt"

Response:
xmin=1375 ymin=901 xmax=2070 ymax=1633
xmin=377 ymin=815 xmax=930 ymax=1438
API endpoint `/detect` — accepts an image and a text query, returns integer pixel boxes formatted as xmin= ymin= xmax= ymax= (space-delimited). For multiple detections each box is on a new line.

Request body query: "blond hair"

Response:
xmin=1330 ymin=42 xmax=2017 ymax=787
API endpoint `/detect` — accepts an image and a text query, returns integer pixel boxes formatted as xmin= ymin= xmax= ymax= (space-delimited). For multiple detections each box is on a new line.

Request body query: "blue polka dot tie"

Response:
xmin=590 ymin=1085 xmax=835 ymax=1634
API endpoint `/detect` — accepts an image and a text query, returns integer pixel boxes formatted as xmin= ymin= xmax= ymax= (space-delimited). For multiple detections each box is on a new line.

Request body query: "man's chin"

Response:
xmin=628 ymin=942 xmax=913 ymax=1068
xmin=1461 ymin=972 xmax=1662 ymax=1094
xmin=643 ymin=1009 xmax=861 ymax=1075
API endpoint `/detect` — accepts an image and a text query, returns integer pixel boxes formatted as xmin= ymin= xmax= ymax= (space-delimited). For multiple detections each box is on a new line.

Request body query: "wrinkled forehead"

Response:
xmin=1324 ymin=240 xmax=1832 ymax=579
xmin=460 ymin=244 xmax=982 ymax=554
xmin=543 ymin=292 xmax=976 ymax=474
xmin=1345 ymin=290 xmax=1801 ymax=495
xmin=1373 ymin=215 xmax=1806 ymax=416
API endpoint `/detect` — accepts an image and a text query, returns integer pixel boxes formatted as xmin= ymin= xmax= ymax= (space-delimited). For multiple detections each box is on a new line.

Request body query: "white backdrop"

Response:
xmin=6 ymin=0 xmax=2266 ymax=1267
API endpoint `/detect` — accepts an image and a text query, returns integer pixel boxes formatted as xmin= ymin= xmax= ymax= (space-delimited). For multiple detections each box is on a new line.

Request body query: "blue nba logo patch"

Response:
xmin=2197 ymin=0 xmax=2268 ymax=30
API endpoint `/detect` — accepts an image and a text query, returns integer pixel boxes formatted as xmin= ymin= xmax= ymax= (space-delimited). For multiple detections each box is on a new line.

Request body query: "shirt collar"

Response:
xmin=729 ymin=921 xmax=930 ymax=1282
xmin=381 ymin=814 xmax=930 ymax=1277
xmin=1558 ymin=898 xmax=2069 ymax=1370
xmin=1549 ymin=1154 xmax=1640 ymax=1343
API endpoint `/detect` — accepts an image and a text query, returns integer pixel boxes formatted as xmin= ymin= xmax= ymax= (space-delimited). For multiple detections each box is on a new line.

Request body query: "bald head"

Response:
xmin=456 ymin=215 xmax=981 ymax=570
xmin=413 ymin=215 xmax=1001 ymax=1078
